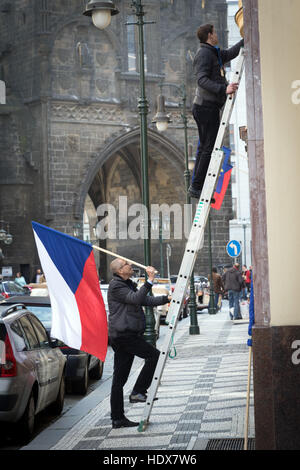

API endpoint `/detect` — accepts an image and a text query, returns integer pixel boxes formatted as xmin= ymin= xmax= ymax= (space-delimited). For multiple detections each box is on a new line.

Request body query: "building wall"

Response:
xmin=0 ymin=0 xmax=232 ymax=281
xmin=244 ymin=0 xmax=300 ymax=450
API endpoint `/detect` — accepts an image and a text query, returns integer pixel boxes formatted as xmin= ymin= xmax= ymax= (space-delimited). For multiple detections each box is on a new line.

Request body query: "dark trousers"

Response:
xmin=110 ymin=335 xmax=160 ymax=420
xmin=192 ymin=103 xmax=220 ymax=191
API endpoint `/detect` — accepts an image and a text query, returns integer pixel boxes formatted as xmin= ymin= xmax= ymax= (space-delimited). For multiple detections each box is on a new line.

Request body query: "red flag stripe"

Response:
xmin=75 ymin=251 xmax=108 ymax=361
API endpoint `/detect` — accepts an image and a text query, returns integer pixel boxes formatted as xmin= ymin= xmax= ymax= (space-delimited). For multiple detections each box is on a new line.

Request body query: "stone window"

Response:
xmin=126 ymin=15 xmax=148 ymax=73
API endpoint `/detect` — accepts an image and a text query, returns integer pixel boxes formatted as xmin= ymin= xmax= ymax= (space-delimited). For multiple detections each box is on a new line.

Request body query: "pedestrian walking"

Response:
xmin=31 ymin=268 xmax=43 ymax=283
xmin=208 ymin=267 xmax=224 ymax=311
xmin=222 ymin=263 xmax=244 ymax=320
xmin=189 ymin=23 xmax=244 ymax=199
xmin=241 ymin=265 xmax=249 ymax=300
xmin=107 ymin=258 xmax=169 ymax=429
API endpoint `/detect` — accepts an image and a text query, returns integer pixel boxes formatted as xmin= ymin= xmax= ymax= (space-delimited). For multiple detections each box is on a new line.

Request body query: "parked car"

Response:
xmin=0 ymin=281 xmax=31 ymax=299
xmin=0 ymin=296 xmax=104 ymax=395
xmin=194 ymin=275 xmax=209 ymax=288
xmin=136 ymin=277 xmax=189 ymax=325
xmin=136 ymin=277 xmax=171 ymax=326
xmin=0 ymin=303 xmax=66 ymax=442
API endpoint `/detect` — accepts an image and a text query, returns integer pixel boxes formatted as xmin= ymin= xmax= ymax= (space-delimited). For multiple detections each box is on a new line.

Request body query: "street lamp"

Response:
xmin=152 ymin=94 xmax=171 ymax=133
xmin=0 ymin=220 xmax=13 ymax=245
xmin=241 ymin=218 xmax=250 ymax=266
xmin=83 ymin=1 xmax=119 ymax=29
xmin=83 ymin=0 xmax=157 ymax=346
xmin=152 ymin=83 xmax=199 ymax=335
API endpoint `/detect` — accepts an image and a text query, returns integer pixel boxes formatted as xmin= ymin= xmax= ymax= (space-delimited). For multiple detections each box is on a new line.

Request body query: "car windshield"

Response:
xmin=26 ymin=305 xmax=52 ymax=329
xmin=5 ymin=282 xmax=26 ymax=293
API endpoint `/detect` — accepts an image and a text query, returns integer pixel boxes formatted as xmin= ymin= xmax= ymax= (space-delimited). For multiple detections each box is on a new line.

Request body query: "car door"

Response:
xmin=18 ymin=315 xmax=49 ymax=412
xmin=28 ymin=314 xmax=61 ymax=405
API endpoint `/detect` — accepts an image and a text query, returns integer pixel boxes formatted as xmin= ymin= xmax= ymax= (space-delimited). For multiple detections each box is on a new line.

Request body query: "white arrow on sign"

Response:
xmin=229 ymin=242 xmax=238 ymax=256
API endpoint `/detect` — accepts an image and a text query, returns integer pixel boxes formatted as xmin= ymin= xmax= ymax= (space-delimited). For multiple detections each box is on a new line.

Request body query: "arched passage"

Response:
xmin=77 ymin=128 xmax=188 ymax=280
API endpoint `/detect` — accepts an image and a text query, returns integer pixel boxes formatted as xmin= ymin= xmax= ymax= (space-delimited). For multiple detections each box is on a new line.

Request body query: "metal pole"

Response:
xmin=166 ymin=244 xmax=171 ymax=280
xmin=181 ymin=85 xmax=199 ymax=335
xmin=159 ymin=214 xmax=164 ymax=277
xmin=208 ymin=212 xmax=216 ymax=314
xmin=243 ymin=222 xmax=247 ymax=266
xmin=133 ymin=0 xmax=156 ymax=346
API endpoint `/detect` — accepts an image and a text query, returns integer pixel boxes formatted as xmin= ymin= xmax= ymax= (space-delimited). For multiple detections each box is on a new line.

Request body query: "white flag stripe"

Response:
xmin=33 ymin=231 xmax=82 ymax=350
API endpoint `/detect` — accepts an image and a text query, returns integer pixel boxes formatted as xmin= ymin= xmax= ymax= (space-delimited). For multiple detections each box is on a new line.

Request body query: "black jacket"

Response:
xmin=193 ymin=40 xmax=244 ymax=108
xmin=107 ymin=275 xmax=169 ymax=338
xmin=222 ymin=267 xmax=245 ymax=293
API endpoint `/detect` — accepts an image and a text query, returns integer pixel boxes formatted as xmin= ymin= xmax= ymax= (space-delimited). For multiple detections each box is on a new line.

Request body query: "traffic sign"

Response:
xmin=226 ymin=240 xmax=242 ymax=258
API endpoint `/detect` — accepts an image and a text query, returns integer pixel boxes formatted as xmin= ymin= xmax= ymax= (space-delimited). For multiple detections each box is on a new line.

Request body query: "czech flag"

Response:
xmin=211 ymin=146 xmax=233 ymax=211
xmin=32 ymin=221 xmax=108 ymax=361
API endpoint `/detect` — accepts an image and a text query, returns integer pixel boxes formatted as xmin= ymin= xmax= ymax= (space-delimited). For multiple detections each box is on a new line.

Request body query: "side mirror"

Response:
xmin=50 ymin=338 xmax=58 ymax=348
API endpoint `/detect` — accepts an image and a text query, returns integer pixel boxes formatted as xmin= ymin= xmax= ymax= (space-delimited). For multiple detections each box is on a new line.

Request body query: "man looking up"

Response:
xmin=189 ymin=24 xmax=244 ymax=200
xmin=108 ymin=258 xmax=169 ymax=429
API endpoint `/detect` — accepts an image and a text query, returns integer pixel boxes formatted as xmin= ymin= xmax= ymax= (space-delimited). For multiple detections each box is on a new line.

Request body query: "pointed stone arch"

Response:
xmin=75 ymin=127 xmax=185 ymax=218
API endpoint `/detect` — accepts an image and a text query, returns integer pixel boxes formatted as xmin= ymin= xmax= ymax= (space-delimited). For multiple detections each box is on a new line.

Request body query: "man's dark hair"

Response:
xmin=212 ymin=267 xmax=218 ymax=273
xmin=197 ymin=24 xmax=214 ymax=43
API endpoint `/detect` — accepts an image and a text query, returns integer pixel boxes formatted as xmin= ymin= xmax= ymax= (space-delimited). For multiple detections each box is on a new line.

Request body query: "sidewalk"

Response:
xmin=22 ymin=301 xmax=254 ymax=451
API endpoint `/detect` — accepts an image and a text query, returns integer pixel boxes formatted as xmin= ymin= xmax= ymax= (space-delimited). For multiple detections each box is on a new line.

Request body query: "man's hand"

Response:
xmin=226 ymin=82 xmax=239 ymax=95
xmin=146 ymin=266 xmax=156 ymax=282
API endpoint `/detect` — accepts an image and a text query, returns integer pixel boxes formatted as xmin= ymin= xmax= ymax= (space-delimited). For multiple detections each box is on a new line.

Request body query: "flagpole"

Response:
xmin=92 ymin=245 xmax=150 ymax=272
xmin=244 ymin=345 xmax=252 ymax=450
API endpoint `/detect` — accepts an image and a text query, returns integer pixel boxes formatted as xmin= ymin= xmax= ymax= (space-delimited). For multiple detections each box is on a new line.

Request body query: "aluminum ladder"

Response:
xmin=138 ymin=48 xmax=245 ymax=432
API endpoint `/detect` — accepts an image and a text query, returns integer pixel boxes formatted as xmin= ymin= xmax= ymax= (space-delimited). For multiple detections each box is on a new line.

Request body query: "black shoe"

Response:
xmin=112 ymin=417 xmax=139 ymax=429
xmin=188 ymin=186 xmax=201 ymax=199
xmin=129 ymin=393 xmax=147 ymax=403
xmin=211 ymin=197 xmax=216 ymax=204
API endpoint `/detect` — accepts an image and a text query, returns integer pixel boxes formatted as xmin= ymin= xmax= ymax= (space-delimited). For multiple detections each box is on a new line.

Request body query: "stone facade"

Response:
xmin=0 ymin=0 xmax=233 ymax=282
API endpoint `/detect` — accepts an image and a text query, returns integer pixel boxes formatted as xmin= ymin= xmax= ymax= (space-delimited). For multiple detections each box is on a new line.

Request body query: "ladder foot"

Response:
xmin=138 ymin=420 xmax=147 ymax=432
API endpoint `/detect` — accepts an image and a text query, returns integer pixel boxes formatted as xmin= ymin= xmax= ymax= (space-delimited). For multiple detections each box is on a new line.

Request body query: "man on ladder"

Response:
xmin=189 ymin=24 xmax=244 ymax=200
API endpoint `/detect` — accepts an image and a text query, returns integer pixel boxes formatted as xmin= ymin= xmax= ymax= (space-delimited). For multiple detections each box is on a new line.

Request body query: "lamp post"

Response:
xmin=207 ymin=213 xmax=217 ymax=314
xmin=242 ymin=219 xmax=247 ymax=266
xmin=83 ymin=0 xmax=157 ymax=346
xmin=152 ymin=83 xmax=199 ymax=335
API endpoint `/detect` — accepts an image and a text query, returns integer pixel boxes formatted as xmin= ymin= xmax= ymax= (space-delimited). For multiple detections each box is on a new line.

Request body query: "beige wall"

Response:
xmin=258 ymin=0 xmax=300 ymax=325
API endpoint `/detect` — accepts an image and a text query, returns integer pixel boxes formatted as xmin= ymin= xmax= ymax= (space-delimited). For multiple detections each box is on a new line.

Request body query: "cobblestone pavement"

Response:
xmin=23 ymin=302 xmax=254 ymax=451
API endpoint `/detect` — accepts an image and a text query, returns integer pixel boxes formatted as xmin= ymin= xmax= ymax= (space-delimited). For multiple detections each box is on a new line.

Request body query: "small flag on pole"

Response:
xmin=211 ymin=146 xmax=233 ymax=211
xmin=32 ymin=221 xmax=108 ymax=361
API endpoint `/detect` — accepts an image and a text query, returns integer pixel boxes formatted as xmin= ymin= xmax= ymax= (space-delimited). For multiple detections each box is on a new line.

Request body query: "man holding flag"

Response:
xmin=108 ymin=258 xmax=169 ymax=429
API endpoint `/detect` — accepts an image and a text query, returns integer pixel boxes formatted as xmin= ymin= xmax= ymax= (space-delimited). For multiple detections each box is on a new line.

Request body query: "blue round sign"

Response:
xmin=226 ymin=240 xmax=242 ymax=258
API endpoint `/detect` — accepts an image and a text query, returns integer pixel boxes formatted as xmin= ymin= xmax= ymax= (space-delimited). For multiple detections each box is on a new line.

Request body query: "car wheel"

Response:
xmin=89 ymin=360 xmax=103 ymax=380
xmin=74 ymin=364 xmax=88 ymax=395
xmin=49 ymin=375 xmax=65 ymax=415
xmin=18 ymin=391 xmax=35 ymax=443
